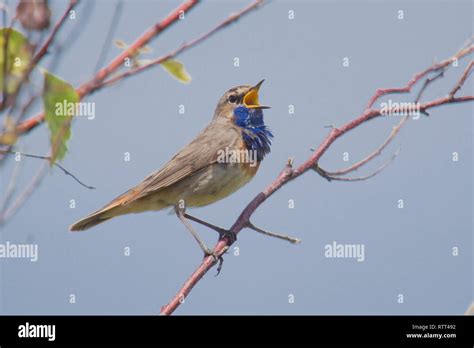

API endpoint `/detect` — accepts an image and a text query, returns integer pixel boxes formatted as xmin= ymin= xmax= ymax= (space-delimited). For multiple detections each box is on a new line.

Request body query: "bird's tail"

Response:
xmin=69 ymin=189 xmax=137 ymax=231
xmin=70 ymin=186 xmax=168 ymax=231
xmin=69 ymin=207 xmax=118 ymax=231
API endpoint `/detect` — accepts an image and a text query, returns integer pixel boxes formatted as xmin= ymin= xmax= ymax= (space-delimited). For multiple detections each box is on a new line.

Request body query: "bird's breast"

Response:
xmin=172 ymin=161 xmax=260 ymax=208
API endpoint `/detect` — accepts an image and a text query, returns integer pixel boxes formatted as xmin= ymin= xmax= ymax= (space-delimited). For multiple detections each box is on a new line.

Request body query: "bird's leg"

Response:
xmin=175 ymin=208 xmax=219 ymax=261
xmin=183 ymin=213 xmax=237 ymax=243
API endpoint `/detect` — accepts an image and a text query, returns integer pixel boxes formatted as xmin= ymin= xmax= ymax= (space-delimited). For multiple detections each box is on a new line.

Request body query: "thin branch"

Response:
xmin=0 ymin=155 xmax=21 ymax=215
xmin=247 ymin=222 xmax=301 ymax=244
xmin=4 ymin=0 xmax=78 ymax=109
xmin=0 ymin=0 xmax=199 ymax=227
xmin=94 ymin=0 xmax=123 ymax=72
xmin=15 ymin=0 xmax=199 ymax=135
xmin=0 ymin=93 xmax=37 ymax=163
xmin=316 ymin=117 xmax=408 ymax=178
xmin=365 ymin=44 xmax=473 ymax=109
xmin=160 ymin=44 xmax=474 ymax=316
xmin=315 ymin=66 xmax=448 ymax=179
xmin=14 ymin=0 xmax=265 ymax=135
xmin=316 ymin=148 xmax=400 ymax=182
xmin=99 ymin=0 xmax=265 ymax=89
xmin=30 ymin=0 xmax=77 ymax=67
xmin=47 ymin=0 xmax=95 ymax=73
xmin=449 ymin=60 xmax=473 ymax=98
xmin=415 ymin=69 xmax=446 ymax=104
xmin=0 ymin=149 xmax=95 ymax=189
xmin=12 ymin=91 xmax=37 ymax=130
xmin=0 ymin=160 xmax=48 ymax=225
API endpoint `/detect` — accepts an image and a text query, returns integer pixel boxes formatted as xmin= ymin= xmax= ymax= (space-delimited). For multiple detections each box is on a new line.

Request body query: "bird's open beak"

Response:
xmin=244 ymin=79 xmax=271 ymax=109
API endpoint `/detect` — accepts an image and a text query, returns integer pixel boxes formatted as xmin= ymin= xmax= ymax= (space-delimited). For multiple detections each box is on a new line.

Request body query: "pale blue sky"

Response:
xmin=0 ymin=0 xmax=472 ymax=314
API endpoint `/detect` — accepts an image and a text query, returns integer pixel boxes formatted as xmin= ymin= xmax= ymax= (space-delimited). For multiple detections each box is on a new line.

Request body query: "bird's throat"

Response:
xmin=233 ymin=106 xmax=273 ymax=161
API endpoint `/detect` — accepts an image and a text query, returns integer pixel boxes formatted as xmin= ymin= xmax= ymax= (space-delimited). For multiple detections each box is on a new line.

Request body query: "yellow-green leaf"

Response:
xmin=0 ymin=116 xmax=18 ymax=145
xmin=42 ymin=71 xmax=79 ymax=165
xmin=161 ymin=59 xmax=191 ymax=84
xmin=138 ymin=45 xmax=152 ymax=54
xmin=114 ymin=39 xmax=151 ymax=56
xmin=0 ymin=132 xmax=18 ymax=145
xmin=0 ymin=28 xmax=33 ymax=93
xmin=113 ymin=39 xmax=127 ymax=49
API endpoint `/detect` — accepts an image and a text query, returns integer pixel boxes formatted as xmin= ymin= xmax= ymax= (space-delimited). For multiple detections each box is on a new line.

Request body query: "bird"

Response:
xmin=70 ymin=80 xmax=273 ymax=258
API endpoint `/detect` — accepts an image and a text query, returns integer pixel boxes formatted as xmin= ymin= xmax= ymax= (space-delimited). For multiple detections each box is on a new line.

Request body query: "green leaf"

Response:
xmin=113 ymin=39 xmax=127 ymax=49
xmin=0 ymin=28 xmax=33 ymax=93
xmin=0 ymin=116 xmax=18 ymax=145
xmin=42 ymin=71 xmax=79 ymax=164
xmin=138 ymin=45 xmax=152 ymax=54
xmin=161 ymin=59 xmax=191 ymax=84
xmin=114 ymin=39 xmax=151 ymax=55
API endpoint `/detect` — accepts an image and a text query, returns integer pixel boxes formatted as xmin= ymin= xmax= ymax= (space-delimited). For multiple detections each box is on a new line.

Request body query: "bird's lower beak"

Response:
xmin=244 ymin=79 xmax=271 ymax=109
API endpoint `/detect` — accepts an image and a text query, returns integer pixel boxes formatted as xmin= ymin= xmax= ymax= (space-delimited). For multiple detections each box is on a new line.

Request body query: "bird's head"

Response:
xmin=214 ymin=80 xmax=273 ymax=161
xmin=214 ymin=80 xmax=270 ymax=126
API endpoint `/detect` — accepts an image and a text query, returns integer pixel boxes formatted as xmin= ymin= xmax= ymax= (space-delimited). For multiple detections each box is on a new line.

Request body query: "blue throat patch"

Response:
xmin=233 ymin=106 xmax=273 ymax=162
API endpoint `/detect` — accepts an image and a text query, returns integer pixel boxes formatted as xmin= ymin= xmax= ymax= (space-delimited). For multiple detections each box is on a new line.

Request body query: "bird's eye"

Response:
xmin=228 ymin=95 xmax=238 ymax=103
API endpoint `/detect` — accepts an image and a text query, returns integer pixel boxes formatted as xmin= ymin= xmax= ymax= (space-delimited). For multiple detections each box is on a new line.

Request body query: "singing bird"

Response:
xmin=70 ymin=80 xmax=273 ymax=257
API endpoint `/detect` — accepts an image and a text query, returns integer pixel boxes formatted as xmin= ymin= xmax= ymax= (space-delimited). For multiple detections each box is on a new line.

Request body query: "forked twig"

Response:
xmin=160 ymin=44 xmax=474 ymax=315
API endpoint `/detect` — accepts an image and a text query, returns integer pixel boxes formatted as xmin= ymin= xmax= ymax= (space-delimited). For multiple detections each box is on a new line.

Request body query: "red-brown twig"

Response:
xmin=318 ymin=65 xmax=448 ymax=179
xmin=99 ymin=0 xmax=265 ymax=88
xmin=0 ymin=2 xmax=75 ymax=209
xmin=316 ymin=147 xmax=401 ymax=182
xmin=15 ymin=0 xmax=200 ymax=135
xmin=30 ymin=0 xmax=78 ymax=68
xmin=15 ymin=0 xmax=264 ymax=135
xmin=449 ymin=60 xmax=473 ymax=98
xmin=160 ymin=47 xmax=474 ymax=315
xmin=1 ymin=0 xmax=264 ymax=227
xmin=365 ymin=43 xmax=473 ymax=109
xmin=4 ymin=0 xmax=78 ymax=110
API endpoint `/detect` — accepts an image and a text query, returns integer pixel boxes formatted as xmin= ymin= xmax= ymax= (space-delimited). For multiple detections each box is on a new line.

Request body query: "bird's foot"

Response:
xmin=204 ymin=247 xmax=229 ymax=277
xmin=202 ymin=247 xmax=226 ymax=276
xmin=203 ymin=247 xmax=220 ymax=262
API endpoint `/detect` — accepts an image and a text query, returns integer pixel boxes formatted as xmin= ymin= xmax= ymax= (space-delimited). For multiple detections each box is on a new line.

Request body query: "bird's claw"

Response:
xmin=202 ymin=248 xmax=225 ymax=276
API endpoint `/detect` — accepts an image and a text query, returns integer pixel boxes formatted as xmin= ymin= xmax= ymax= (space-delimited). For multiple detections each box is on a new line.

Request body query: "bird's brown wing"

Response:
xmin=108 ymin=120 xmax=242 ymax=207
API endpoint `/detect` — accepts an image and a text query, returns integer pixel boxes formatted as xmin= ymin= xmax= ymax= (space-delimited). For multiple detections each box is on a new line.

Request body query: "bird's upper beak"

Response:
xmin=243 ymin=79 xmax=271 ymax=109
